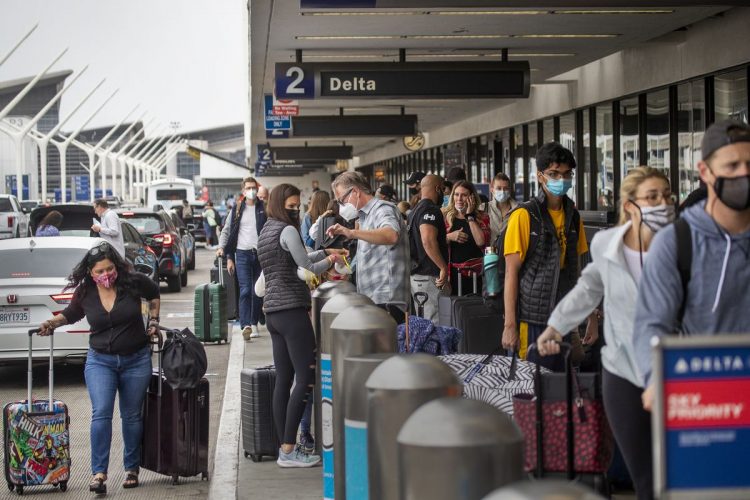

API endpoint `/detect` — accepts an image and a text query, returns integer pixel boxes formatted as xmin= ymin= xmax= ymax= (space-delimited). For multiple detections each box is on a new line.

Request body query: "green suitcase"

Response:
xmin=194 ymin=262 xmax=229 ymax=343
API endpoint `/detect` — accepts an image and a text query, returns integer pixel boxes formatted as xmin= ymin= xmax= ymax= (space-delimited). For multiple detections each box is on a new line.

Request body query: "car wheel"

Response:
xmin=187 ymin=250 xmax=196 ymax=270
xmin=181 ymin=268 xmax=188 ymax=287
xmin=167 ymin=274 xmax=181 ymax=293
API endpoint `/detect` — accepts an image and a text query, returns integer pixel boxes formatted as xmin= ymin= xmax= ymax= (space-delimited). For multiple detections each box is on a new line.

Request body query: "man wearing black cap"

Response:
xmin=376 ymin=184 xmax=398 ymax=203
xmin=405 ymin=172 xmax=426 ymax=198
xmin=635 ymin=120 xmax=750 ymax=411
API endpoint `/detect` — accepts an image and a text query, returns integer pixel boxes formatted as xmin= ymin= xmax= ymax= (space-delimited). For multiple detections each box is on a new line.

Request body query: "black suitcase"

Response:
xmin=438 ymin=264 xmax=503 ymax=355
xmin=241 ymin=366 xmax=279 ymax=462
xmin=141 ymin=340 xmax=209 ymax=484
xmin=211 ymin=257 xmax=239 ymax=320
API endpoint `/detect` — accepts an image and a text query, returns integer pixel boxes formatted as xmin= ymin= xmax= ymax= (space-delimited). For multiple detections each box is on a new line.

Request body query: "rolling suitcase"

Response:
xmin=194 ymin=260 xmax=229 ymax=343
xmin=241 ymin=366 xmax=279 ymax=462
xmin=141 ymin=335 xmax=210 ymax=485
xmin=210 ymin=257 xmax=239 ymax=320
xmin=438 ymin=259 xmax=503 ymax=355
xmin=3 ymin=329 xmax=70 ymax=495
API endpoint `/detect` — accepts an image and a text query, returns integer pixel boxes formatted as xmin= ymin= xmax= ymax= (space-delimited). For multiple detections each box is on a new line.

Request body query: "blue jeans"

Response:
xmin=235 ymin=248 xmax=263 ymax=328
xmin=84 ymin=346 xmax=152 ymax=474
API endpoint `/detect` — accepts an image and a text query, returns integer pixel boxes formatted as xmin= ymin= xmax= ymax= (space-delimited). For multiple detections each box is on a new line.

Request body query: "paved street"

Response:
xmin=0 ymin=245 xmax=229 ymax=499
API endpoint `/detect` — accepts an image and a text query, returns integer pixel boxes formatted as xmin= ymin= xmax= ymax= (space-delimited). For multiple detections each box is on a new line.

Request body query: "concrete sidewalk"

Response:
xmin=235 ymin=325 xmax=322 ymax=500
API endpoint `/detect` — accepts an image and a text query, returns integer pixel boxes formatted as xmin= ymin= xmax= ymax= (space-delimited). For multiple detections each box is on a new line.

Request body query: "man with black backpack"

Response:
xmin=635 ymin=120 xmax=750 ymax=410
xmin=501 ymin=142 xmax=592 ymax=370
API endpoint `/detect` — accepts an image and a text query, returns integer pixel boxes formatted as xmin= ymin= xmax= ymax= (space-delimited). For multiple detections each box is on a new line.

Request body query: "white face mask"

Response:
xmin=494 ymin=191 xmax=511 ymax=203
xmin=245 ymin=189 xmax=257 ymax=200
xmin=338 ymin=190 xmax=359 ymax=221
xmin=639 ymin=204 xmax=675 ymax=233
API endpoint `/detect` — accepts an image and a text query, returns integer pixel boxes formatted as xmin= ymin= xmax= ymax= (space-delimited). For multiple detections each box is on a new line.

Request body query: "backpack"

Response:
xmin=162 ymin=328 xmax=208 ymax=389
xmin=674 ymin=218 xmax=692 ymax=327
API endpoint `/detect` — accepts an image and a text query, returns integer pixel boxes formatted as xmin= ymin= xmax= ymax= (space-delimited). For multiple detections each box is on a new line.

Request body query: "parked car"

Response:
xmin=28 ymin=204 xmax=158 ymax=282
xmin=116 ymin=209 xmax=188 ymax=292
xmin=168 ymin=210 xmax=196 ymax=270
xmin=19 ymin=199 xmax=42 ymax=214
xmin=171 ymin=201 xmax=206 ymax=242
xmin=0 ymin=194 xmax=30 ymax=239
xmin=0 ymin=236 xmax=137 ymax=362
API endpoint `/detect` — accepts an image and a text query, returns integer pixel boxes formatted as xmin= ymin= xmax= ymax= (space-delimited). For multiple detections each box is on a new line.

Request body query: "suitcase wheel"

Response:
xmin=8 ymin=483 xmax=13 ymax=492
xmin=59 ymin=482 xmax=68 ymax=492
xmin=250 ymin=454 xmax=262 ymax=463
xmin=202 ymin=472 xmax=209 ymax=481
xmin=16 ymin=485 xmax=22 ymax=495
xmin=172 ymin=475 xmax=179 ymax=485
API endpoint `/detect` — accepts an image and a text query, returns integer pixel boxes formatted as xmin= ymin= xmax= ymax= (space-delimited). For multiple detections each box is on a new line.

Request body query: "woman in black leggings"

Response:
xmin=257 ymin=184 xmax=346 ymax=468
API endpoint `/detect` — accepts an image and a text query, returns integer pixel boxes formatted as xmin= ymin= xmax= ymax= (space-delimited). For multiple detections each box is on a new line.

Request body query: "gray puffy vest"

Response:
xmin=257 ymin=219 xmax=311 ymax=313
xmin=518 ymin=192 xmax=580 ymax=326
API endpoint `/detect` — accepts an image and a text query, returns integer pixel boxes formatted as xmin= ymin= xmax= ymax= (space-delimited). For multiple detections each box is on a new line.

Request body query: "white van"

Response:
xmin=146 ymin=178 xmax=196 ymax=210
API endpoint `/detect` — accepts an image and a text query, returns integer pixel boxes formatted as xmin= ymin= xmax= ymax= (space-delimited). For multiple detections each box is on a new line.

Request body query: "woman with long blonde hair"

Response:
xmin=442 ymin=180 xmax=490 ymax=294
xmin=536 ymin=166 xmax=675 ymax=500
xmin=301 ymin=190 xmax=330 ymax=248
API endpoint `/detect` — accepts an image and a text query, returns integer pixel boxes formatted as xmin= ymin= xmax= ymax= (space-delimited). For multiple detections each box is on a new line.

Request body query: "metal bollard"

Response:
xmin=397 ymin=397 xmax=524 ymax=500
xmin=330 ymin=305 xmax=397 ymax=500
xmin=482 ymin=480 xmax=605 ymax=499
xmin=366 ymin=354 xmax=462 ymax=500
xmin=320 ymin=293 xmax=375 ymax=500
xmin=343 ymin=353 xmax=395 ymax=500
xmin=312 ymin=281 xmax=356 ymax=455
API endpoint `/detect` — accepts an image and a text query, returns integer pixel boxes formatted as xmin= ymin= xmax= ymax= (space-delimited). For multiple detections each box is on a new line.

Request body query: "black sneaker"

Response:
xmin=299 ymin=432 xmax=315 ymax=454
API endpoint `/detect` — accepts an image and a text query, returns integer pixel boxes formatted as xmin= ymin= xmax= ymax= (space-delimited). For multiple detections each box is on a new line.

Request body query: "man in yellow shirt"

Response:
xmin=502 ymin=142 xmax=591 ymax=371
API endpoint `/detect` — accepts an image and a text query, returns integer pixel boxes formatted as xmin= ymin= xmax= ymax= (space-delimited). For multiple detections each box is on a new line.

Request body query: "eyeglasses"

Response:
xmin=633 ymin=192 xmax=677 ymax=205
xmin=337 ymin=187 xmax=354 ymax=206
xmin=543 ymin=170 xmax=575 ymax=180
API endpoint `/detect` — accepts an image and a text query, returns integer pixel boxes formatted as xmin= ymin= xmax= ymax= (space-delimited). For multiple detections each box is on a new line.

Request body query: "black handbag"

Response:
xmin=161 ymin=328 xmax=208 ymax=390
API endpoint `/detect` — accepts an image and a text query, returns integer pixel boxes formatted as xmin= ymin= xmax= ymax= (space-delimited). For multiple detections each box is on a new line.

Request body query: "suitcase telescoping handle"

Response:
xmin=216 ymin=257 xmax=225 ymax=287
xmin=27 ymin=328 xmax=54 ymax=413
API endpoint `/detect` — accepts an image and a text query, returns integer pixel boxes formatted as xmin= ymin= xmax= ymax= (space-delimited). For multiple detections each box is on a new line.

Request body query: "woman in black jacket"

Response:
xmin=257 ymin=184 xmax=346 ymax=468
xmin=39 ymin=242 xmax=160 ymax=493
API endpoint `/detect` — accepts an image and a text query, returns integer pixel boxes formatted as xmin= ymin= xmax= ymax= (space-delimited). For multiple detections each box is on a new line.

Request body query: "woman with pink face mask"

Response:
xmin=38 ymin=242 xmax=160 ymax=493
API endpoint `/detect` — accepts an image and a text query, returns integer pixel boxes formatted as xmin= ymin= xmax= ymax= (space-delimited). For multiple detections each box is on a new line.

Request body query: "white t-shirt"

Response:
xmin=622 ymin=244 xmax=646 ymax=284
xmin=237 ymin=205 xmax=258 ymax=250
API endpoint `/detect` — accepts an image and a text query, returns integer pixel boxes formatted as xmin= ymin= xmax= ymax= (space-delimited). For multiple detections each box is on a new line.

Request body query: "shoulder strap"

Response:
xmin=674 ymin=218 xmax=692 ymax=324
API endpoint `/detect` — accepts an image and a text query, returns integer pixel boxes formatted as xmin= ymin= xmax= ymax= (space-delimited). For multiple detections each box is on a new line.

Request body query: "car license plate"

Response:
xmin=0 ymin=307 xmax=30 ymax=325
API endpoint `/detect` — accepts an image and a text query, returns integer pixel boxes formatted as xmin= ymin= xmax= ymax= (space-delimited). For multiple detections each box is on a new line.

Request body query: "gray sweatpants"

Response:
xmin=410 ymin=274 xmax=450 ymax=324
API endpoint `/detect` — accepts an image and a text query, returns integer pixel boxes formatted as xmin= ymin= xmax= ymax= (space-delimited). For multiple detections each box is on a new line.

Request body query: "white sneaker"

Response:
xmin=277 ymin=445 xmax=321 ymax=468
xmin=250 ymin=325 xmax=260 ymax=338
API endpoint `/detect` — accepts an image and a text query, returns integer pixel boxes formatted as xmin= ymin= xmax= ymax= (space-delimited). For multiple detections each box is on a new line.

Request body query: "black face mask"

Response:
xmin=409 ymin=187 xmax=418 ymax=196
xmin=286 ymin=209 xmax=300 ymax=221
xmin=713 ymin=174 xmax=750 ymax=211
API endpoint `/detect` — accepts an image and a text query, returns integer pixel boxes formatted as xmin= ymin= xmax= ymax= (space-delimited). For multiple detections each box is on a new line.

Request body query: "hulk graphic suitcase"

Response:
xmin=3 ymin=329 xmax=70 ymax=495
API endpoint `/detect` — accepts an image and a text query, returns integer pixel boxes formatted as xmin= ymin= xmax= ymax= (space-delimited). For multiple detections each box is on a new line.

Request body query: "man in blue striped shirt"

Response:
xmin=328 ymin=171 xmax=410 ymax=323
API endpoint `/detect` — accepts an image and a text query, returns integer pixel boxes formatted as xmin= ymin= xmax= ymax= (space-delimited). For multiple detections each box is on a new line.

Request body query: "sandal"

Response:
xmin=89 ymin=473 xmax=107 ymax=494
xmin=122 ymin=470 xmax=139 ymax=489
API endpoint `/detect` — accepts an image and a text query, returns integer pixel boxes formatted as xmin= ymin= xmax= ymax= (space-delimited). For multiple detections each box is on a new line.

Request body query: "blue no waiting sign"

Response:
xmin=264 ymin=95 xmax=290 ymax=130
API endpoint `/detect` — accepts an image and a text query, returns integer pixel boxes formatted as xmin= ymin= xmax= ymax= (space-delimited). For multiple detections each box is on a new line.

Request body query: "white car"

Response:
xmin=0 ymin=194 xmax=29 ymax=239
xmin=0 ymin=236 xmax=110 ymax=362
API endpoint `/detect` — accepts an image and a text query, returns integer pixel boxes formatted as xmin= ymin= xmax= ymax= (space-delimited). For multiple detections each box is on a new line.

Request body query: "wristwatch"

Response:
xmin=467 ymin=216 xmax=476 ymax=222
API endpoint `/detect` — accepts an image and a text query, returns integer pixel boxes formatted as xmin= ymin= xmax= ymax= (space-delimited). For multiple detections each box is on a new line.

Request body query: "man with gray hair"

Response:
xmin=328 ymin=171 xmax=410 ymax=323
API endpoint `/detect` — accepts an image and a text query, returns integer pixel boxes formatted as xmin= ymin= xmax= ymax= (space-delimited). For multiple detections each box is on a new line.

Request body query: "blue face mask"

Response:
xmin=442 ymin=195 xmax=450 ymax=207
xmin=544 ymin=177 xmax=573 ymax=197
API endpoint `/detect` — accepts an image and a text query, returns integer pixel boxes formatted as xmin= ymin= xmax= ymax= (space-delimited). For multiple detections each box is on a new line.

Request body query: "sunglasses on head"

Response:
xmin=88 ymin=242 xmax=113 ymax=259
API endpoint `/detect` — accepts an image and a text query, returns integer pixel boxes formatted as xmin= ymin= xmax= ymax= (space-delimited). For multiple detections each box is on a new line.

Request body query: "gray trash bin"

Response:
xmin=329 ymin=305 xmax=397 ymax=500
xmin=312 ymin=281 xmax=356 ymax=454
xmin=366 ymin=354 xmax=462 ymax=500
xmin=397 ymin=397 xmax=524 ymax=500
xmin=482 ymin=479 xmax=605 ymax=499
xmin=343 ymin=353 xmax=395 ymax=500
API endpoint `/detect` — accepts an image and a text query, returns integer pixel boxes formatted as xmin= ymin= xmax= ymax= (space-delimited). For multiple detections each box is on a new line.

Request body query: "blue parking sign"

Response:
xmin=264 ymin=95 xmax=291 ymax=130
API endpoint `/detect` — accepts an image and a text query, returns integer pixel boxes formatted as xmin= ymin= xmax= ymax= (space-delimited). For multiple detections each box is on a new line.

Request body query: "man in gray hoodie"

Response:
xmin=634 ymin=120 xmax=750 ymax=410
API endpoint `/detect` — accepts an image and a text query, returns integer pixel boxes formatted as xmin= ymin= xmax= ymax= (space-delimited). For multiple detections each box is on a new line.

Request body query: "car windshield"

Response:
xmin=0 ymin=247 xmax=86 ymax=279
xmin=120 ymin=215 xmax=165 ymax=235
xmin=0 ymin=199 xmax=13 ymax=211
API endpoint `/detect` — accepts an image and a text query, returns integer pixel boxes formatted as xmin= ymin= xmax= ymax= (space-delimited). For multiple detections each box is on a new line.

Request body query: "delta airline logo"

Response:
xmin=673 ymin=355 xmax=747 ymax=375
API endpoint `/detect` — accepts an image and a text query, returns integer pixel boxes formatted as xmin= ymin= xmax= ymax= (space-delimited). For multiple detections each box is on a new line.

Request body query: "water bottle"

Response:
xmin=483 ymin=247 xmax=501 ymax=297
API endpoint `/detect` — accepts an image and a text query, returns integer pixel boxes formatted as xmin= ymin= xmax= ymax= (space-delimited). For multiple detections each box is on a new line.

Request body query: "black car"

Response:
xmin=167 ymin=211 xmax=196 ymax=270
xmin=116 ymin=208 xmax=188 ymax=292
xmin=27 ymin=204 xmax=158 ymax=281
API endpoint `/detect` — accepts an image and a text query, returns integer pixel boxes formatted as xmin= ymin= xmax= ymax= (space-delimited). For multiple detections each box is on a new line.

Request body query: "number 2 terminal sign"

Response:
xmin=275 ymin=61 xmax=530 ymax=100
xmin=652 ymin=335 xmax=750 ymax=499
